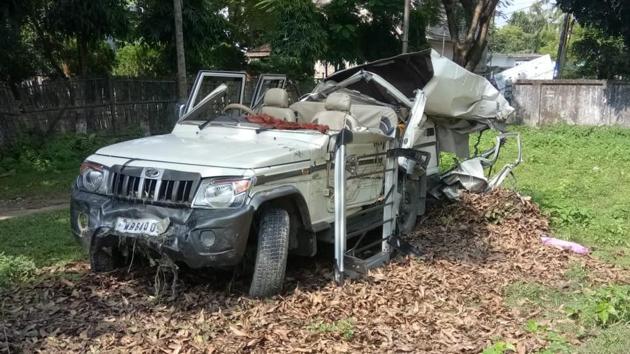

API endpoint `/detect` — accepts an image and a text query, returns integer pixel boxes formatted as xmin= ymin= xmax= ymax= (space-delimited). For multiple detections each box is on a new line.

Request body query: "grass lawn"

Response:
xmin=1 ymin=125 xmax=629 ymax=352
xmin=0 ymin=168 xmax=76 ymax=201
xmin=476 ymin=125 xmax=630 ymax=264
xmin=474 ymin=125 xmax=630 ymax=353
xmin=0 ymin=209 xmax=84 ymax=286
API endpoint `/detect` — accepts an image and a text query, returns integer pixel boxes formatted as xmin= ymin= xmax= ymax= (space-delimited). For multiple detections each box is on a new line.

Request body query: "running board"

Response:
xmin=344 ymin=252 xmax=390 ymax=277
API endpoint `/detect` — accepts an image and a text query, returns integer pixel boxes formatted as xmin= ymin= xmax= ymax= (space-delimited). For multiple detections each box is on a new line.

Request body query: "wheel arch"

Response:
xmin=249 ymin=185 xmax=316 ymax=256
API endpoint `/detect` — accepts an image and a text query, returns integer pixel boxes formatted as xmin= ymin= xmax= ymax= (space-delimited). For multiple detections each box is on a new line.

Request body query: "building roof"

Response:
xmin=492 ymin=53 xmax=543 ymax=61
xmin=245 ymin=44 xmax=271 ymax=59
xmin=426 ymin=24 xmax=452 ymax=42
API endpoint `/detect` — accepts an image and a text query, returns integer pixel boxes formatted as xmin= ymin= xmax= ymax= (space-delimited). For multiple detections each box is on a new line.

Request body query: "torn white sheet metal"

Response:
xmin=423 ymin=50 xmax=515 ymax=122
xmin=433 ymin=133 xmax=523 ymax=200
xmin=323 ymin=49 xmax=514 ymax=125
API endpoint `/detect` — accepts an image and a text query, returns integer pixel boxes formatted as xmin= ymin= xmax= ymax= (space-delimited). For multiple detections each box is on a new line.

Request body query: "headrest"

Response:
xmin=263 ymin=88 xmax=289 ymax=108
xmin=325 ymin=92 xmax=351 ymax=112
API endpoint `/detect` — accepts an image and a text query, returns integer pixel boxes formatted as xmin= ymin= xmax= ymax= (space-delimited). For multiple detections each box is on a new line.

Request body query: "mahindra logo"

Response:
xmin=144 ymin=168 xmax=162 ymax=178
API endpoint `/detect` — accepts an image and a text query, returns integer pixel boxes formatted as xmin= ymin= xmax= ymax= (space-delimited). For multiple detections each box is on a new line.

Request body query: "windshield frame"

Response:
xmin=184 ymin=71 xmax=247 ymax=114
xmin=179 ymin=84 xmax=228 ymax=122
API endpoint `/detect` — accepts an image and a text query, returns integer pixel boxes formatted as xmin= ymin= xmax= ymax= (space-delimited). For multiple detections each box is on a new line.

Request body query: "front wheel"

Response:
xmin=89 ymin=238 xmax=124 ymax=273
xmin=248 ymin=207 xmax=290 ymax=297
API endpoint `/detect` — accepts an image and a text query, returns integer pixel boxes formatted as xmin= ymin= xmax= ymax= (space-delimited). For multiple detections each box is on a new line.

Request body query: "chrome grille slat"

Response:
xmin=121 ymin=175 xmax=130 ymax=196
xmin=109 ymin=168 xmax=199 ymax=206
xmin=172 ymin=180 xmax=180 ymax=201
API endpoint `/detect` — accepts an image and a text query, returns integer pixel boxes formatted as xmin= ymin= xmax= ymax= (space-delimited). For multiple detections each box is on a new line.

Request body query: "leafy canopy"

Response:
xmin=556 ymin=0 xmax=630 ymax=46
xmin=489 ymin=2 xmax=561 ymax=58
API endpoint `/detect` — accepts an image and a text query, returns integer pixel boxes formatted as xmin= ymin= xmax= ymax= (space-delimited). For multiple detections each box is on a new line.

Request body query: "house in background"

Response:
xmin=244 ymin=44 xmax=272 ymax=62
xmin=426 ymin=24 xmax=454 ymax=59
xmin=486 ymin=53 xmax=545 ymax=73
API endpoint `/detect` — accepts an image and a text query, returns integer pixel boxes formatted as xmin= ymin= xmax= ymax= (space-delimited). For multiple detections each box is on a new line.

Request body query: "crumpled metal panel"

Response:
xmin=433 ymin=133 xmax=523 ymax=200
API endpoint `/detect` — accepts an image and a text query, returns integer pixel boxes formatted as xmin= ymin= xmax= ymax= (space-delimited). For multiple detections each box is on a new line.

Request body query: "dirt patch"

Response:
xmin=1 ymin=190 xmax=628 ymax=353
xmin=0 ymin=196 xmax=68 ymax=220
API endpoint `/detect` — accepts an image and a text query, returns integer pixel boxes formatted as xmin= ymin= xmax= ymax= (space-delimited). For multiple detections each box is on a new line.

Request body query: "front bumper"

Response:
xmin=70 ymin=188 xmax=254 ymax=268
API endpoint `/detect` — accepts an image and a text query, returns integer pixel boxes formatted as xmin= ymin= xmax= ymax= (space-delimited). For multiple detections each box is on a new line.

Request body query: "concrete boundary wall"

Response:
xmin=511 ymin=79 xmax=630 ymax=127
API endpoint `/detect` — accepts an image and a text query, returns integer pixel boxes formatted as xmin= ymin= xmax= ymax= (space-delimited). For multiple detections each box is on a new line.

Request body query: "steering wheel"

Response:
xmin=222 ymin=103 xmax=255 ymax=115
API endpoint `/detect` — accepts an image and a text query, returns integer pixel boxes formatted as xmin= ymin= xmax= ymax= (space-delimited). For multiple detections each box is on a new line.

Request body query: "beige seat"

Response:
xmin=260 ymin=88 xmax=296 ymax=122
xmin=311 ymin=93 xmax=360 ymax=131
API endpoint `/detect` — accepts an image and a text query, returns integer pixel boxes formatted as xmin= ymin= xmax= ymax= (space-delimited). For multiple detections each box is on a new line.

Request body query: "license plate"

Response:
xmin=115 ymin=217 xmax=168 ymax=236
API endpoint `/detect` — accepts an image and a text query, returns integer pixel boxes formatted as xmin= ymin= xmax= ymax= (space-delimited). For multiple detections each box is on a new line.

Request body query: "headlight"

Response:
xmin=193 ymin=178 xmax=252 ymax=208
xmin=78 ymin=161 xmax=109 ymax=194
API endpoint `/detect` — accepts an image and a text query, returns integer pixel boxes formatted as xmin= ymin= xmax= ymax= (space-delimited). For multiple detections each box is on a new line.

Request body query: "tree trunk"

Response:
xmin=442 ymin=0 xmax=498 ymax=71
xmin=173 ymin=0 xmax=187 ymax=103
xmin=78 ymin=37 xmax=89 ymax=78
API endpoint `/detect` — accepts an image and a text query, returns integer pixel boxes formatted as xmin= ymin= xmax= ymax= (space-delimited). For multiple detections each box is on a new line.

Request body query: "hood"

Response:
xmin=95 ymin=127 xmax=326 ymax=169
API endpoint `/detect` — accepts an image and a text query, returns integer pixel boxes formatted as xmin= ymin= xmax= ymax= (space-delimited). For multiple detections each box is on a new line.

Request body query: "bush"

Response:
xmin=566 ymin=285 xmax=630 ymax=328
xmin=0 ymin=132 xmax=141 ymax=173
xmin=0 ymin=253 xmax=37 ymax=287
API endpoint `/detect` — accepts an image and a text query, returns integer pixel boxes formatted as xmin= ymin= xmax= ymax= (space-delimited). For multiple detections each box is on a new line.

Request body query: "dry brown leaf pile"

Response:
xmin=1 ymin=189 xmax=628 ymax=353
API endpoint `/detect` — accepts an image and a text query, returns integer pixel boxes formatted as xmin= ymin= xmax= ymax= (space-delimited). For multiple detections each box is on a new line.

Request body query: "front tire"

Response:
xmin=249 ymin=207 xmax=290 ymax=297
xmin=89 ymin=239 xmax=124 ymax=273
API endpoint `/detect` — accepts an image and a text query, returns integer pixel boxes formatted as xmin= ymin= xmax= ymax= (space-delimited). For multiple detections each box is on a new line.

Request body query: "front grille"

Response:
xmin=109 ymin=166 xmax=201 ymax=206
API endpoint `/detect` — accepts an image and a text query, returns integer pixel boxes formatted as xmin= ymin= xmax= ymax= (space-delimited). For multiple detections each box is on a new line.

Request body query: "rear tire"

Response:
xmin=248 ymin=207 xmax=290 ymax=298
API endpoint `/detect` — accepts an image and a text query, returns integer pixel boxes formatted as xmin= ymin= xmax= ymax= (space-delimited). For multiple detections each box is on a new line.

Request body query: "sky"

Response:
xmin=495 ymin=0 xmax=553 ymax=27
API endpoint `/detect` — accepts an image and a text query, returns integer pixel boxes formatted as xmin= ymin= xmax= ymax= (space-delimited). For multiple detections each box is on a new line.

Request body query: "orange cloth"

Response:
xmin=246 ymin=114 xmax=329 ymax=134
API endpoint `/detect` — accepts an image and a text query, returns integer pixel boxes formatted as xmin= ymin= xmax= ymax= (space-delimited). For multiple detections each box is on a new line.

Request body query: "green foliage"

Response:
xmin=321 ymin=0 xmax=435 ymax=68
xmin=489 ymin=2 xmax=561 ymax=56
xmin=113 ymin=42 xmax=167 ymax=77
xmin=257 ymin=0 xmax=327 ymax=79
xmin=524 ymin=320 xmax=573 ymax=353
xmin=506 ymin=281 xmax=630 ymax=353
xmin=307 ymin=318 xmax=355 ymax=340
xmin=482 ymin=341 xmax=515 ymax=354
xmin=320 ymin=0 xmax=363 ymax=68
xmin=46 ymin=0 xmax=130 ymax=76
xmin=0 ymin=133 xmax=140 ymax=200
xmin=490 ymin=25 xmax=530 ymax=54
xmin=556 ymin=0 xmax=630 ymax=47
xmin=0 ymin=253 xmax=37 ymax=287
xmin=566 ymin=286 xmax=630 ymax=328
xmin=46 ymin=0 xmax=129 ymax=41
xmin=0 ymin=0 xmax=43 ymax=84
xmin=1 ymin=133 xmax=131 ymax=173
xmin=136 ymin=0 xmax=245 ymax=74
xmin=565 ymin=25 xmax=630 ymax=80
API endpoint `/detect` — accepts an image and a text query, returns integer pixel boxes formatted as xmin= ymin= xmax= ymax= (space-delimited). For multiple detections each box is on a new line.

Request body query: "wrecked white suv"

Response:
xmin=70 ymin=50 xmax=520 ymax=297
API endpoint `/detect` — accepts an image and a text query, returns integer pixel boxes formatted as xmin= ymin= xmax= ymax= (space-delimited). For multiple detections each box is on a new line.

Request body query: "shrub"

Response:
xmin=0 ymin=253 xmax=37 ymax=287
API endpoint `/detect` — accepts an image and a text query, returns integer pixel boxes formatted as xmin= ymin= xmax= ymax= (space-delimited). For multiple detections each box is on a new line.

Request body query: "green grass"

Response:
xmin=307 ymin=318 xmax=355 ymax=340
xmin=0 ymin=209 xmax=84 ymax=286
xmin=0 ymin=168 xmax=76 ymax=201
xmin=467 ymin=125 xmax=630 ymax=263
xmin=503 ymin=264 xmax=630 ymax=353
xmin=578 ymin=324 xmax=630 ymax=354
